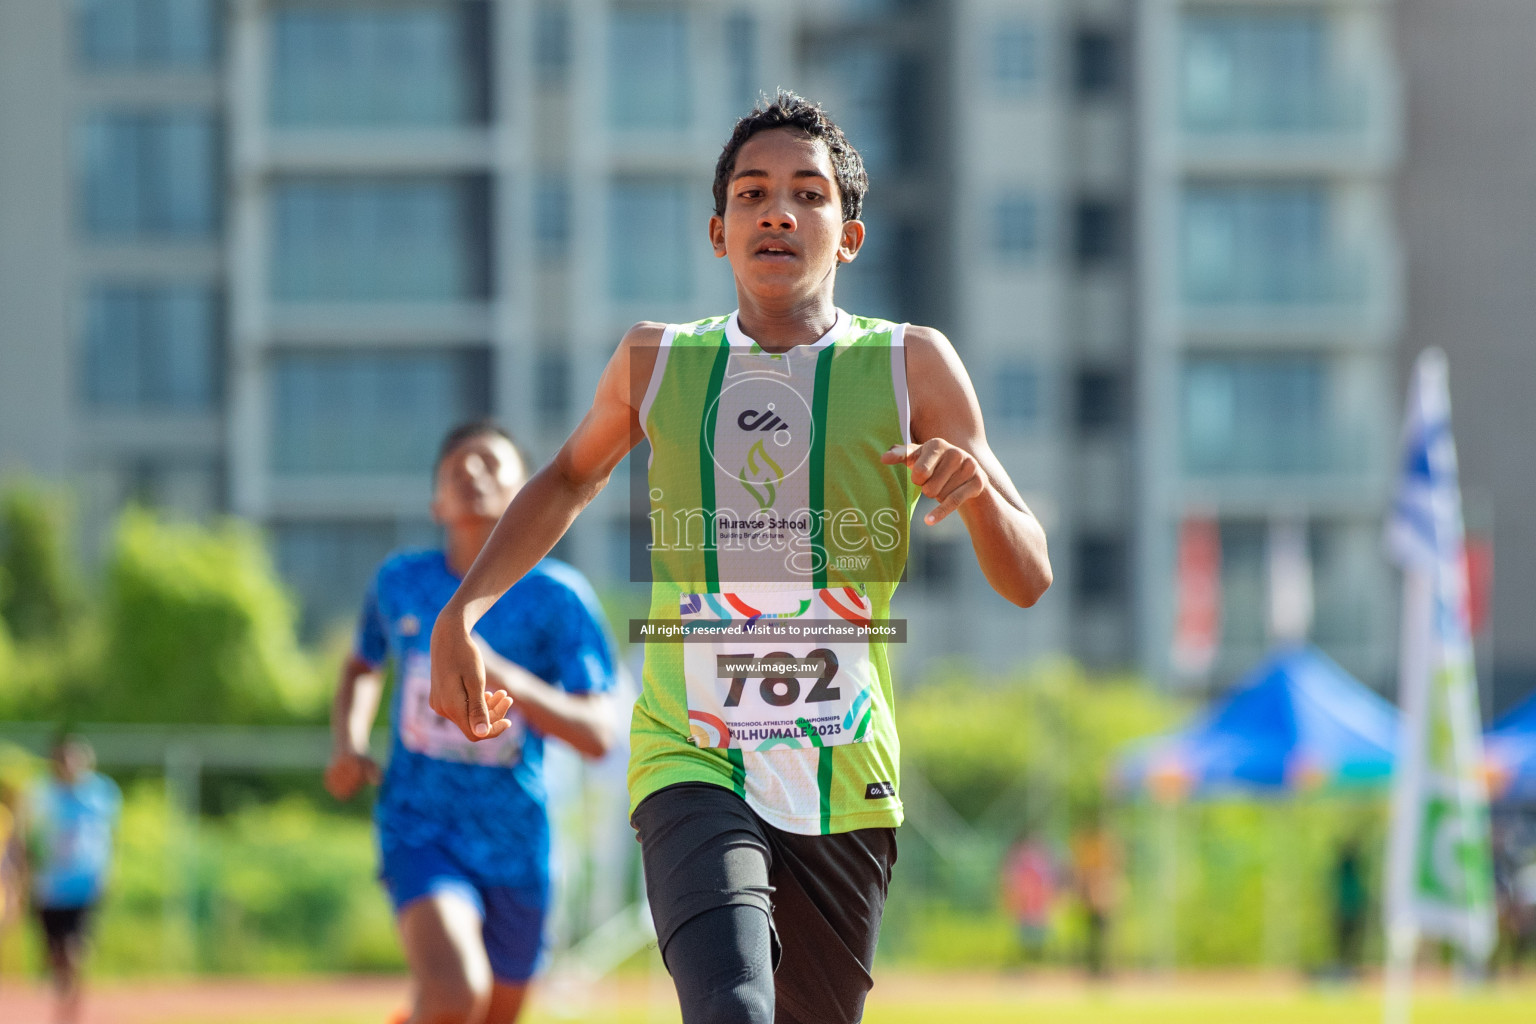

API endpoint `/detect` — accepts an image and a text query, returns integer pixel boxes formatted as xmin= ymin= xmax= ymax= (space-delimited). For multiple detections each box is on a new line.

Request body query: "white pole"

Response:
xmin=1383 ymin=566 xmax=1433 ymax=1024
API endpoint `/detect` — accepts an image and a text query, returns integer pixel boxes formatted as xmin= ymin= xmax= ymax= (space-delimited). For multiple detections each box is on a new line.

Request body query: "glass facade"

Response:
xmin=993 ymin=361 xmax=1041 ymax=431
xmin=995 ymin=194 xmax=1040 ymax=260
xmin=82 ymin=284 xmax=219 ymax=411
xmin=271 ymin=348 xmax=490 ymax=476
xmin=725 ymin=12 xmax=759 ymax=120
xmin=1181 ymin=354 xmax=1339 ymax=475
xmin=608 ymin=177 xmax=692 ymax=303
xmin=79 ymin=0 xmax=219 ymax=69
xmin=1182 ymin=12 xmax=1337 ymax=133
xmin=79 ymin=111 xmax=219 ymax=239
xmin=994 ymin=20 xmax=1040 ymax=96
xmin=271 ymin=177 xmax=490 ymax=302
xmin=534 ymin=3 xmax=571 ymax=85
xmin=270 ymin=2 xmax=488 ymax=127
xmin=534 ymin=175 xmax=571 ymax=257
xmin=1181 ymin=183 xmax=1340 ymax=305
xmin=608 ymin=8 xmax=690 ymax=130
xmin=273 ymin=518 xmax=438 ymax=633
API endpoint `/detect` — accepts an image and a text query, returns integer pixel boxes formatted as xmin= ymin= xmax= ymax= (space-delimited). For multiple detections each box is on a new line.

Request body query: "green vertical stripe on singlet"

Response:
xmin=727 ymin=748 xmax=746 ymax=797
xmin=698 ymin=337 xmax=732 ymax=592
xmin=808 ymin=344 xmax=836 ymax=590
xmin=818 ymin=747 xmax=835 ymax=835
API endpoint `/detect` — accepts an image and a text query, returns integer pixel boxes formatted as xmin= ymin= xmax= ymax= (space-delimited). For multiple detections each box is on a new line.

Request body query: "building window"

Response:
xmin=535 ymin=347 xmax=571 ymax=422
xmin=534 ymin=175 xmax=571 ymax=258
xmin=1076 ymin=368 xmax=1121 ymax=435
xmin=1182 ymin=12 xmax=1329 ymax=133
xmin=272 ymin=519 xmax=438 ymax=634
xmin=608 ymin=7 xmax=690 ymax=130
xmin=994 ymin=362 xmax=1041 ymax=432
xmin=912 ymin=536 xmax=961 ymax=594
xmin=726 ymin=12 xmax=759 ymax=119
xmin=1182 ymin=355 xmax=1333 ymax=475
xmin=993 ymin=20 xmax=1040 ymax=96
xmin=1181 ymin=182 xmax=1331 ymax=305
xmin=78 ymin=111 xmax=219 ymax=239
xmin=271 ymin=3 xmax=490 ymax=127
xmin=609 ymin=177 xmax=692 ymax=303
xmin=1075 ymin=533 xmax=1126 ymax=604
xmin=82 ymin=284 xmax=219 ymax=412
xmin=994 ymin=194 xmax=1040 ymax=261
xmin=1074 ymin=200 xmax=1122 ymax=268
xmin=271 ymin=348 xmax=491 ymax=476
xmin=79 ymin=0 xmax=219 ymax=69
xmin=534 ymin=3 xmax=571 ymax=86
xmin=1074 ymin=28 xmax=1122 ymax=98
xmin=271 ymin=177 xmax=491 ymax=303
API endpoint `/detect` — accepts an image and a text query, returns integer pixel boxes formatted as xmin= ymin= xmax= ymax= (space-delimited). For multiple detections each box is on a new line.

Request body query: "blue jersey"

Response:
xmin=355 ymin=551 xmax=616 ymax=900
xmin=28 ymin=773 xmax=121 ymax=908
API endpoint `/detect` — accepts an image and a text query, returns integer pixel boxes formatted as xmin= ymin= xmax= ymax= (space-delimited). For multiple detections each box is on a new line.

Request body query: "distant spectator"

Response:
xmin=1000 ymin=837 xmax=1057 ymax=962
xmin=22 ymin=735 xmax=121 ymax=1024
xmin=1071 ymin=813 xmax=1121 ymax=978
xmin=1331 ymin=838 xmax=1368 ymax=977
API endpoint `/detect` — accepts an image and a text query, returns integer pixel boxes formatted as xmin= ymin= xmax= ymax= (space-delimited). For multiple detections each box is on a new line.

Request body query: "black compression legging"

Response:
xmin=665 ymin=903 xmax=817 ymax=1024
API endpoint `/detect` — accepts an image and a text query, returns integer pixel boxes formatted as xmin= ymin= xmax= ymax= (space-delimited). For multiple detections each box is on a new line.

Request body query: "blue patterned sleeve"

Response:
xmin=550 ymin=575 xmax=618 ymax=696
xmin=354 ymin=569 xmax=390 ymax=669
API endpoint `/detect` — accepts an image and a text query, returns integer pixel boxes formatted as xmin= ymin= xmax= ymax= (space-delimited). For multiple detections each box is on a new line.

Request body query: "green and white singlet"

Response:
xmin=629 ymin=309 xmax=916 ymax=835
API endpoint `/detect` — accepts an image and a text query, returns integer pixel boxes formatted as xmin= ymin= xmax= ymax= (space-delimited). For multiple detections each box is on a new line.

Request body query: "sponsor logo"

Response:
xmin=865 ymin=781 xmax=896 ymax=800
xmin=737 ymin=408 xmax=788 ymax=433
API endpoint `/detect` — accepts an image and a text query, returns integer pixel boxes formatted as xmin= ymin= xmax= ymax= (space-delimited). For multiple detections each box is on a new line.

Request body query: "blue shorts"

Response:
xmin=379 ymin=838 xmax=548 ymax=984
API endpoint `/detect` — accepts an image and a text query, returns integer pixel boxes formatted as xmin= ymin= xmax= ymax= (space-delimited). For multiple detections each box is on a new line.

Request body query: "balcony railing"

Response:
xmin=1181 ymin=80 xmax=1370 ymax=138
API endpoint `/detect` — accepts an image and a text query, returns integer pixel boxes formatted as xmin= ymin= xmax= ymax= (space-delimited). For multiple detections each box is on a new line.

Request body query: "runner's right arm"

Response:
xmin=324 ymin=653 xmax=384 ymax=800
xmin=430 ymin=324 xmax=664 ymax=741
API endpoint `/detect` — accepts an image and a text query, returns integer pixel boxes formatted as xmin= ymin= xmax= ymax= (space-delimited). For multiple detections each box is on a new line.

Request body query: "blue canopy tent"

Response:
xmin=1118 ymin=645 xmax=1399 ymax=800
xmin=1116 ymin=645 xmax=1399 ymax=969
xmin=1485 ymin=690 xmax=1536 ymax=802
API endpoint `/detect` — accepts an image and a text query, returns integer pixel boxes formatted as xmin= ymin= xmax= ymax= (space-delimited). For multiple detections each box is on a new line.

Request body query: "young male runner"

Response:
xmin=428 ymin=95 xmax=1051 ymax=1023
xmin=326 ymin=421 xmax=617 ymax=1024
xmin=23 ymin=736 xmax=120 ymax=1024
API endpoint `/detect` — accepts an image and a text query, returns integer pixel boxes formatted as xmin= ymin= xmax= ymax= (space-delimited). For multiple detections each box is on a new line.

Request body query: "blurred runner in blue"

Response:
xmin=23 ymin=734 xmax=121 ymax=1024
xmin=325 ymin=421 xmax=618 ymax=1024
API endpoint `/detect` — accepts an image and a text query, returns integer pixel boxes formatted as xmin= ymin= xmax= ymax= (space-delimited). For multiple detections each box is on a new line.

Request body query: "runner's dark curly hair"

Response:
xmin=712 ymin=92 xmax=868 ymax=222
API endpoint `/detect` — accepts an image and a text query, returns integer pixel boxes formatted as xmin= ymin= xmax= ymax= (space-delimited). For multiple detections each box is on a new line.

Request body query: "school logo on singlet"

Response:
xmin=739 ymin=438 xmax=784 ymax=510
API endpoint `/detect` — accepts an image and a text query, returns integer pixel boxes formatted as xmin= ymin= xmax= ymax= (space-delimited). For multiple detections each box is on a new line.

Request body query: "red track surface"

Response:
xmin=0 ymin=976 xmax=407 ymax=1024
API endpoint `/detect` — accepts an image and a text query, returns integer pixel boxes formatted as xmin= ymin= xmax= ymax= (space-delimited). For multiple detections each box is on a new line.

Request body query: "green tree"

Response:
xmin=0 ymin=482 xmax=77 ymax=641
xmin=95 ymin=510 xmax=323 ymax=724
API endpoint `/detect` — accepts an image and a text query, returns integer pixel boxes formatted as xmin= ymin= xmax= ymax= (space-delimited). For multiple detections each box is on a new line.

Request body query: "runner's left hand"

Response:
xmin=882 ymin=441 xmax=989 ymax=525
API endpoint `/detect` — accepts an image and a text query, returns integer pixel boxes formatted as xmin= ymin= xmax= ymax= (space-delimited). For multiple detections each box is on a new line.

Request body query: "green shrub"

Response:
xmin=0 ymin=483 xmax=78 ymax=643
xmin=80 ymin=783 xmax=401 ymax=977
xmin=97 ymin=510 xmax=325 ymax=724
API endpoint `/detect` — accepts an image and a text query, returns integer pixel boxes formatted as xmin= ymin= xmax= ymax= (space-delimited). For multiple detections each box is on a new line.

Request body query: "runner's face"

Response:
xmin=431 ymin=435 xmax=525 ymax=529
xmin=710 ymin=129 xmax=863 ymax=304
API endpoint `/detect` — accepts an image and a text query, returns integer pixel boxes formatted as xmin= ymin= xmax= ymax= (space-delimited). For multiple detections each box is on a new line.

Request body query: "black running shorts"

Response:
xmin=632 ymin=782 xmax=897 ymax=1024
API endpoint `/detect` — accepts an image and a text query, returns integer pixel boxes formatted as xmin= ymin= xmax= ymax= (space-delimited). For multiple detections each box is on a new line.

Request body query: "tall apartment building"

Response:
xmin=0 ymin=0 xmax=1405 ymax=688
xmin=1134 ymin=0 xmax=1402 ymax=687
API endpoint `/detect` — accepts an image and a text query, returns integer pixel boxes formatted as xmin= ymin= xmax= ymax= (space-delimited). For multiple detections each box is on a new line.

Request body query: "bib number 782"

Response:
xmin=723 ymin=648 xmax=841 ymax=708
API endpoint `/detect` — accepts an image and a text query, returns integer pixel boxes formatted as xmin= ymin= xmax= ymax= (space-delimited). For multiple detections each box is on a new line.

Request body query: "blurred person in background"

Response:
xmin=1000 ymin=835 xmax=1057 ymax=964
xmin=325 ymin=420 xmax=618 ymax=1024
xmin=22 ymin=735 xmax=121 ymax=1024
xmin=1330 ymin=836 xmax=1368 ymax=978
xmin=1070 ymin=808 xmax=1120 ymax=979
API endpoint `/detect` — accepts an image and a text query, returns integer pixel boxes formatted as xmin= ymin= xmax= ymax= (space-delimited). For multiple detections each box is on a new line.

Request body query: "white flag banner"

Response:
xmin=1383 ymin=348 xmax=1495 ymax=974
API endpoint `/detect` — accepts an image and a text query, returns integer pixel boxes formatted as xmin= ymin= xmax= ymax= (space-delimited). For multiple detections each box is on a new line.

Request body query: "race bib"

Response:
xmin=399 ymin=646 xmax=524 ymax=766
xmin=682 ymin=588 xmax=879 ymax=752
